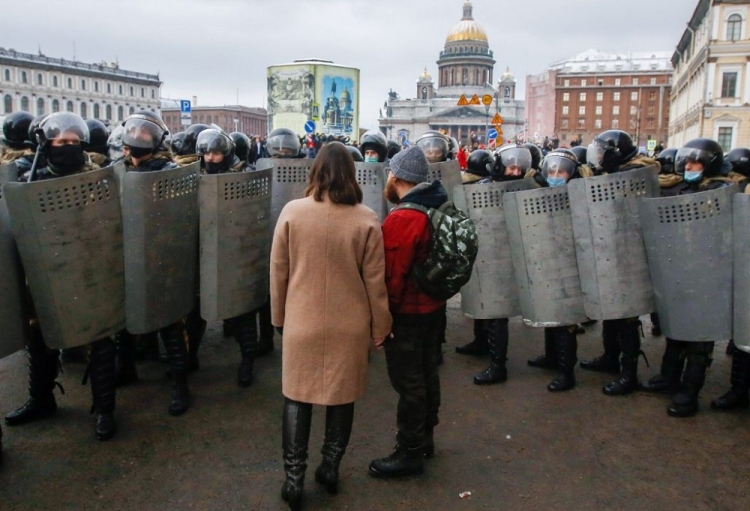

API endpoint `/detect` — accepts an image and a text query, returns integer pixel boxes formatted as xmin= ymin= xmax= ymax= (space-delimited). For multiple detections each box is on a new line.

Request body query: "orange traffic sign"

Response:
xmin=457 ymin=95 xmax=469 ymax=106
xmin=491 ymin=113 xmax=504 ymax=125
xmin=497 ymin=136 xmax=504 ymax=145
xmin=469 ymin=94 xmax=481 ymax=105
xmin=495 ymin=126 xmax=504 ymax=136
xmin=481 ymin=94 xmax=493 ymax=106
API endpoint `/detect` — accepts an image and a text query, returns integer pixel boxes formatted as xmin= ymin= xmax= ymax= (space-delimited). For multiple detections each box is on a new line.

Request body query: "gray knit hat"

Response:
xmin=388 ymin=146 xmax=429 ymax=183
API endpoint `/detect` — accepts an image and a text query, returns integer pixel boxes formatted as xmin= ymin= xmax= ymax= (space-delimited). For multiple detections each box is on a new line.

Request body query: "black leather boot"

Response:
xmin=282 ymin=399 xmax=312 ymax=511
xmin=712 ymin=349 xmax=750 ymax=410
xmin=669 ymin=342 xmax=713 ymax=418
xmin=640 ymin=338 xmax=683 ymax=394
xmin=184 ymin=306 xmax=205 ymax=372
xmin=369 ymin=442 xmax=425 ymax=478
xmin=548 ymin=327 xmax=577 ymax=392
xmin=161 ymin=322 xmax=190 ymax=416
xmin=114 ymin=330 xmax=139 ymax=387
xmin=5 ymin=329 xmax=60 ymax=426
xmin=456 ymin=319 xmax=489 ymax=356
xmin=257 ymin=299 xmax=275 ymax=356
xmin=650 ymin=312 xmax=662 ymax=337
xmin=603 ymin=320 xmax=642 ymax=396
xmin=474 ymin=318 xmax=508 ymax=384
xmin=89 ymin=338 xmax=117 ymax=441
xmin=528 ymin=328 xmax=558 ymax=369
xmin=315 ymin=403 xmax=354 ymax=495
xmin=234 ymin=313 xmax=258 ymax=388
xmin=580 ymin=319 xmax=621 ymax=374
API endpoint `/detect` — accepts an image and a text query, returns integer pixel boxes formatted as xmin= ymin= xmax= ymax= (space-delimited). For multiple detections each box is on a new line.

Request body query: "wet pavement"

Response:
xmin=1 ymin=304 xmax=749 ymax=510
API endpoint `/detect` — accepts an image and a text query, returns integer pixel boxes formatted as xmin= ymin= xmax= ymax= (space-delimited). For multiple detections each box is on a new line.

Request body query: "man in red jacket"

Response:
xmin=369 ymin=146 xmax=449 ymax=479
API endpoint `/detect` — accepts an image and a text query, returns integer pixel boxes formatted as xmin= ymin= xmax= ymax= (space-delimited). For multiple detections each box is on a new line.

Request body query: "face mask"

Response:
xmin=47 ymin=144 xmax=86 ymax=175
xmin=547 ymin=176 xmax=567 ymax=187
xmin=127 ymin=146 xmax=153 ymax=159
xmin=205 ymin=161 xmax=225 ymax=174
xmin=684 ymin=170 xmax=703 ymax=183
xmin=365 ymin=156 xmax=379 ymax=163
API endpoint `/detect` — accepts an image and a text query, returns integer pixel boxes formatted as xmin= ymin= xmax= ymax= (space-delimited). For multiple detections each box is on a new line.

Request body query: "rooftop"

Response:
xmin=549 ymin=49 xmax=673 ymax=74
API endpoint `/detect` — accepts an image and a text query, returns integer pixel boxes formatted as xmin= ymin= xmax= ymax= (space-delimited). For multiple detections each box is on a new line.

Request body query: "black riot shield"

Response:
xmin=0 ymin=163 xmax=28 ymax=357
xmin=734 ymin=194 xmax=750 ymax=354
xmin=4 ymin=166 xmax=125 ymax=349
xmin=504 ymin=186 xmax=588 ymax=327
xmin=454 ymin=180 xmax=535 ymax=319
xmin=122 ymin=162 xmax=200 ymax=334
xmin=639 ymin=185 xmax=736 ymax=342
xmin=568 ymin=166 xmax=659 ymax=320
xmin=258 ymin=158 xmax=312 ymax=232
xmin=427 ymin=161 xmax=462 ymax=202
xmin=354 ymin=162 xmax=388 ymax=221
xmin=199 ymin=169 xmax=272 ymax=321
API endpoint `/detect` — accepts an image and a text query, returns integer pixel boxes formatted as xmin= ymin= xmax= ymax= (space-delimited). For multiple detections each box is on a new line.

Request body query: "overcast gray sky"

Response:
xmin=2 ymin=0 xmax=697 ymax=131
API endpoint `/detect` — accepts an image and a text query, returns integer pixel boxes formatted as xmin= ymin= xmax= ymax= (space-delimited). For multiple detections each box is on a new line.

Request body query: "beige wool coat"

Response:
xmin=270 ymin=195 xmax=392 ymax=406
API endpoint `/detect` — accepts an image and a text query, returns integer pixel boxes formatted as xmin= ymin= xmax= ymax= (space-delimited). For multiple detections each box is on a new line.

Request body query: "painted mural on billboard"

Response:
xmin=267 ymin=64 xmax=315 ymax=133
xmin=318 ymin=70 xmax=357 ymax=136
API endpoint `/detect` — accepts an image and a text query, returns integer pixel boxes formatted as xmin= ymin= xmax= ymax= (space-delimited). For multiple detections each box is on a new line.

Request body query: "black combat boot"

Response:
xmin=315 ymin=403 xmax=354 ymax=495
xmin=711 ymin=349 xmax=750 ymax=410
xmin=89 ymin=338 xmax=117 ymax=441
xmin=184 ymin=306 xmax=205 ymax=372
xmin=233 ymin=313 xmax=258 ymax=388
xmin=5 ymin=329 xmax=60 ymax=426
xmin=257 ymin=299 xmax=275 ymax=356
xmin=650 ymin=312 xmax=662 ymax=337
xmin=161 ymin=322 xmax=190 ymax=416
xmin=369 ymin=442 xmax=425 ymax=478
xmin=456 ymin=319 xmax=489 ymax=356
xmin=603 ymin=320 xmax=642 ymax=396
xmin=528 ymin=328 xmax=558 ymax=369
xmin=668 ymin=342 xmax=713 ymax=418
xmin=474 ymin=318 xmax=509 ymax=384
xmin=281 ymin=399 xmax=312 ymax=511
xmin=114 ymin=330 xmax=139 ymax=387
xmin=580 ymin=319 xmax=621 ymax=374
xmin=640 ymin=338 xmax=683 ymax=394
xmin=548 ymin=327 xmax=577 ymax=392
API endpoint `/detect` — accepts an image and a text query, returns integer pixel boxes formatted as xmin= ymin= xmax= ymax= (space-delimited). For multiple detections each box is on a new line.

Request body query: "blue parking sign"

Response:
xmin=180 ymin=100 xmax=192 ymax=113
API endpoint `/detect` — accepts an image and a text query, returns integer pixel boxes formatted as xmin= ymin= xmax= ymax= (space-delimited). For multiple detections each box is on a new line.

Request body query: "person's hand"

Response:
xmin=373 ymin=333 xmax=394 ymax=350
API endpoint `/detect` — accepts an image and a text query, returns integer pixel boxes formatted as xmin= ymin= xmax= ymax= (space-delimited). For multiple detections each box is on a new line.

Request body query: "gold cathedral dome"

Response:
xmin=445 ymin=1 xmax=488 ymax=43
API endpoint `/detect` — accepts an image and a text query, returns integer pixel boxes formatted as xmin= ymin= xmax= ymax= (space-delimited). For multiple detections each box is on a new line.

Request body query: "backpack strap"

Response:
xmin=391 ymin=201 xmax=430 ymax=215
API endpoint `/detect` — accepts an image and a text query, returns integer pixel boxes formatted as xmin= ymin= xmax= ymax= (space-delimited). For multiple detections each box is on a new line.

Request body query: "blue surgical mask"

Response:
xmin=547 ymin=176 xmax=566 ymax=187
xmin=684 ymin=170 xmax=703 ymax=183
xmin=365 ymin=156 xmax=379 ymax=163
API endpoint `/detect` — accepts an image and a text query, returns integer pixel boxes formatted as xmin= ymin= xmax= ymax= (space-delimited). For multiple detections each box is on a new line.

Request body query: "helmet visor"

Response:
xmin=196 ymin=129 xmax=233 ymax=157
xmin=267 ymin=133 xmax=300 ymax=157
xmin=416 ymin=137 xmax=449 ymax=163
xmin=541 ymin=154 xmax=577 ymax=181
xmin=122 ymin=118 xmax=165 ymax=150
xmin=675 ymin=147 xmax=714 ymax=175
xmin=40 ymin=113 xmax=90 ymax=144
xmin=499 ymin=147 xmax=532 ymax=171
xmin=586 ymin=141 xmax=606 ymax=170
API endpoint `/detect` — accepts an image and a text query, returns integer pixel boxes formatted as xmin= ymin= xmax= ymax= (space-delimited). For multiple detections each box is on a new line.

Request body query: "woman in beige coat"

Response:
xmin=270 ymin=141 xmax=392 ymax=511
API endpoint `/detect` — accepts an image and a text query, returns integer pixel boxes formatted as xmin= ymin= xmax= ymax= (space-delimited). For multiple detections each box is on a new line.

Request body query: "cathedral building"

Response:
xmin=379 ymin=1 xmax=525 ymax=147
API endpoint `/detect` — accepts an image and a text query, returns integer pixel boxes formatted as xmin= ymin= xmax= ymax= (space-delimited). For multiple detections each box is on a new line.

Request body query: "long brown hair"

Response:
xmin=304 ymin=142 xmax=363 ymax=205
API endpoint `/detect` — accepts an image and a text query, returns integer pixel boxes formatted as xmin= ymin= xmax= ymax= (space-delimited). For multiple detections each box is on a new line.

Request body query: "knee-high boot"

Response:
xmin=640 ymin=338 xmax=683 ymax=393
xmin=712 ymin=349 xmax=750 ymax=410
xmin=315 ymin=403 xmax=354 ymax=495
xmin=114 ymin=330 xmax=138 ymax=387
xmin=257 ymin=299 xmax=275 ymax=356
xmin=456 ymin=319 xmax=489 ymax=356
xmin=580 ymin=319 xmax=621 ymax=373
xmin=547 ymin=327 xmax=577 ymax=391
xmin=4 ymin=328 xmax=60 ymax=426
xmin=528 ymin=328 xmax=558 ymax=369
xmin=603 ymin=319 xmax=642 ymax=396
xmin=161 ymin=322 xmax=190 ymax=416
xmin=669 ymin=342 xmax=713 ymax=417
xmin=233 ymin=313 xmax=258 ymax=387
xmin=473 ymin=318 xmax=508 ymax=384
xmin=89 ymin=338 xmax=117 ymax=441
xmin=281 ymin=398 xmax=312 ymax=511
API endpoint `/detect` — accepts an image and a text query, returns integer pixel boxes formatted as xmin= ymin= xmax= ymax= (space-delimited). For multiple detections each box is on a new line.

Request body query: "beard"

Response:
xmin=383 ymin=178 xmax=401 ymax=204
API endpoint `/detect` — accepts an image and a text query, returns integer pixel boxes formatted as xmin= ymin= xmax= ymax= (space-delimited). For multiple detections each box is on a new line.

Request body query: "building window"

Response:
xmin=129 ymin=106 xmax=135 ymax=115
xmin=579 ymin=106 xmax=586 ymax=115
xmin=562 ymin=106 xmax=569 ymax=115
xmin=117 ymin=106 xmax=124 ymax=121
xmin=118 ymin=84 xmax=123 ymax=95
xmin=36 ymin=97 xmax=45 ymax=116
xmin=130 ymin=86 xmax=134 ymax=96
xmin=650 ymin=77 xmax=657 ymax=85
xmin=66 ymin=101 xmax=74 ymax=112
xmin=614 ymin=92 xmax=621 ymax=101
xmin=564 ymin=79 xmax=570 ymax=87
xmin=649 ymin=91 xmax=657 ymax=101
xmin=561 ymin=119 xmax=569 ymax=129
xmin=595 ymin=106 xmax=602 ymax=115
xmin=80 ymin=102 xmax=87 ymax=118
xmin=581 ymin=79 xmax=587 ymax=86
xmin=630 ymin=105 xmax=638 ymax=115
xmin=81 ymin=79 xmax=87 ymax=91
xmin=37 ymin=73 xmax=43 ymax=85
xmin=563 ymin=93 xmax=569 ymax=102
xmin=718 ymin=127 xmax=733 ymax=151
xmin=141 ymin=87 xmax=145 ymax=98
xmin=106 ymin=104 xmax=112 ymax=120
xmin=578 ymin=118 xmax=585 ymax=128
xmin=648 ymin=107 xmax=655 ymax=115
xmin=52 ymin=75 xmax=58 ymax=87
xmin=20 ymin=96 xmax=29 ymax=112
xmin=93 ymin=103 xmax=100 ymax=119
xmin=595 ymin=119 xmax=602 ymax=129
xmin=631 ymin=91 xmax=638 ymax=101
xmin=151 ymin=89 xmax=156 ymax=99
xmin=633 ymin=78 xmax=639 ymax=85
xmin=727 ymin=14 xmax=742 ymax=41
xmin=613 ymin=106 xmax=620 ymax=115
xmin=52 ymin=99 xmax=59 ymax=113
xmin=67 ymin=77 xmax=72 ymax=88
xmin=580 ymin=92 xmax=586 ymax=101
xmin=107 ymin=83 xmax=112 ymax=94
xmin=615 ymin=78 xmax=621 ymax=86
xmin=598 ymin=79 xmax=604 ymax=86
xmin=612 ymin=119 xmax=619 ymax=128
xmin=21 ymin=71 xmax=27 ymax=84
xmin=3 ymin=94 xmax=12 ymax=113
xmin=722 ymin=72 xmax=738 ymax=98
xmin=94 ymin=81 xmax=99 ymax=92
xmin=647 ymin=119 xmax=655 ymax=129
xmin=596 ymin=92 xmax=603 ymax=101
xmin=3 ymin=69 xmax=9 ymax=81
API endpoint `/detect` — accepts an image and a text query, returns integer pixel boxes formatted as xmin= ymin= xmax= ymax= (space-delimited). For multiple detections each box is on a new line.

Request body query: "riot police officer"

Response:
xmin=387 ymin=140 xmax=401 ymax=160
xmin=267 ymin=128 xmax=302 ymax=158
xmin=83 ymin=119 xmax=112 ymax=167
xmin=416 ymin=131 xmax=451 ymax=163
xmin=4 ymin=112 xmax=118 ymax=441
xmin=174 ymin=123 xmax=210 ymax=166
xmin=1 ymin=112 xmax=36 ymax=175
xmin=581 ymin=130 xmax=658 ymax=396
xmin=230 ymin=132 xmax=251 ymax=165
xmin=107 ymin=125 xmax=126 ymax=162
xmin=359 ymin=130 xmax=388 ymax=163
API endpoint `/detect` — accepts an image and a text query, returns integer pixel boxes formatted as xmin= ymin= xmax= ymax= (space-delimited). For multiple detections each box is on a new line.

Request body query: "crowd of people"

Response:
xmin=1 ymin=111 xmax=749 ymax=510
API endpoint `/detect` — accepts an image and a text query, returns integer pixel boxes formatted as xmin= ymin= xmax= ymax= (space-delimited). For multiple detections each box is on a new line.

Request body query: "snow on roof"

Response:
xmin=549 ymin=49 xmax=673 ymax=74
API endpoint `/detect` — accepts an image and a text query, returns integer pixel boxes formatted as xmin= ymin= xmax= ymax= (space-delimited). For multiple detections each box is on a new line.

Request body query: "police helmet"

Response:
xmin=230 ymin=132 xmax=251 ymax=162
xmin=491 ymin=145 xmax=533 ymax=181
xmin=675 ymin=138 xmax=724 ymax=177
xmin=196 ymin=129 xmax=235 ymax=173
xmin=359 ymin=130 xmax=388 ymax=162
xmin=466 ymin=149 xmax=493 ymax=177
xmin=541 ymin=149 xmax=579 ymax=185
xmin=36 ymin=112 xmax=90 ymax=146
xmin=122 ymin=111 xmax=169 ymax=154
xmin=655 ymin=148 xmax=678 ymax=175
xmin=387 ymin=139 xmax=401 ymax=159
xmin=170 ymin=131 xmax=186 ymax=155
xmin=84 ymin=118 xmax=109 ymax=155
xmin=2 ymin=111 xmax=35 ymax=149
xmin=570 ymin=145 xmax=588 ymax=166
xmin=522 ymin=143 xmax=543 ymax=171
xmin=416 ymin=131 xmax=450 ymax=163
xmin=346 ymin=145 xmax=364 ymax=162
xmin=586 ymin=130 xmax=637 ymax=172
xmin=181 ymin=123 xmax=211 ymax=156
xmin=107 ymin=125 xmax=125 ymax=161
xmin=27 ymin=114 xmax=47 ymax=150
xmin=267 ymin=128 xmax=301 ymax=158
xmin=726 ymin=148 xmax=750 ymax=178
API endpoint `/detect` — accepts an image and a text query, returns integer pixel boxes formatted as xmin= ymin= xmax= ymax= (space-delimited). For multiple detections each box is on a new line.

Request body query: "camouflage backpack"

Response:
xmin=392 ymin=201 xmax=478 ymax=300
